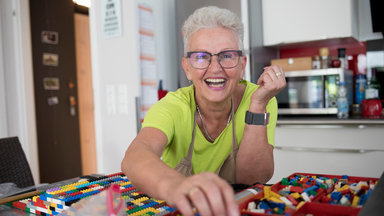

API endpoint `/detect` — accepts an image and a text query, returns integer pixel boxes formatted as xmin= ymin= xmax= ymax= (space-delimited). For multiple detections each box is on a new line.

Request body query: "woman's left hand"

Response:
xmin=250 ymin=65 xmax=286 ymax=110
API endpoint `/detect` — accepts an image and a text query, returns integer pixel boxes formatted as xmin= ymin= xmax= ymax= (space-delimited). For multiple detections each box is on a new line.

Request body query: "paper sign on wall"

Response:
xmin=102 ymin=0 xmax=122 ymax=38
xmin=138 ymin=4 xmax=158 ymax=121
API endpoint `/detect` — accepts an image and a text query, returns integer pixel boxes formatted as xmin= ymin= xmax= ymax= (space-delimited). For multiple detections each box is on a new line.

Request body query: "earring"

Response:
xmin=239 ymin=78 xmax=244 ymax=83
xmin=188 ymin=80 xmax=193 ymax=85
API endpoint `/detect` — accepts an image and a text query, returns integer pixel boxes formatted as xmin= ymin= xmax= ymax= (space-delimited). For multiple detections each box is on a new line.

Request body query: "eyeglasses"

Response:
xmin=186 ymin=50 xmax=243 ymax=69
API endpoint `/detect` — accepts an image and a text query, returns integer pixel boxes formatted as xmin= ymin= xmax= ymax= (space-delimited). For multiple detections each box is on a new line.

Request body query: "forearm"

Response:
xmin=235 ymin=65 xmax=284 ymax=184
xmin=121 ymin=140 xmax=185 ymax=201
xmin=236 ymin=124 xmax=274 ymax=184
xmin=236 ymin=103 xmax=274 ymax=184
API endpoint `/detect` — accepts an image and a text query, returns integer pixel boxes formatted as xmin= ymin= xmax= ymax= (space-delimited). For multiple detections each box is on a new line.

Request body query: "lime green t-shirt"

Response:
xmin=142 ymin=80 xmax=278 ymax=174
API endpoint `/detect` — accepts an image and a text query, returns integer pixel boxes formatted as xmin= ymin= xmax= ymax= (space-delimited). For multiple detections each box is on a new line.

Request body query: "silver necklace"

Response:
xmin=196 ymin=104 xmax=232 ymax=142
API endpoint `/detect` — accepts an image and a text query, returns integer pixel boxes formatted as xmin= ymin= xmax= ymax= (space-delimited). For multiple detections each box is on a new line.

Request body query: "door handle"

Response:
xmin=274 ymin=146 xmax=384 ymax=153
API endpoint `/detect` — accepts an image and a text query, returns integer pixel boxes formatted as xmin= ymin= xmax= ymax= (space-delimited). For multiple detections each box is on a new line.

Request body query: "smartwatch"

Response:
xmin=245 ymin=111 xmax=270 ymax=125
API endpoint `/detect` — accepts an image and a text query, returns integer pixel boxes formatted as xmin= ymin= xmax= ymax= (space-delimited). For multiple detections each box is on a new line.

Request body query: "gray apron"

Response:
xmin=174 ymin=103 xmax=238 ymax=184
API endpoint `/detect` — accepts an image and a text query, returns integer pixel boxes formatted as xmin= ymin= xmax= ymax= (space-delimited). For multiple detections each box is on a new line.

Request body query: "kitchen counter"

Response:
xmin=277 ymin=115 xmax=384 ymax=126
xmin=270 ymin=115 xmax=384 ymax=184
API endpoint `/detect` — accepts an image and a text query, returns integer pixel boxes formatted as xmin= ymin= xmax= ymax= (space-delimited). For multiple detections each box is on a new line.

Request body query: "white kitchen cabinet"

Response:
xmin=357 ymin=0 xmax=383 ymax=41
xmin=268 ymin=123 xmax=384 ymax=184
xmin=262 ymin=0 xmax=358 ymax=46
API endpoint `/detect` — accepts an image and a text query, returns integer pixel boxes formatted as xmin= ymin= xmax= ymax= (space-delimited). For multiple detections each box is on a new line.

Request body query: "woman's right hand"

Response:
xmin=163 ymin=172 xmax=239 ymax=216
xmin=250 ymin=65 xmax=286 ymax=111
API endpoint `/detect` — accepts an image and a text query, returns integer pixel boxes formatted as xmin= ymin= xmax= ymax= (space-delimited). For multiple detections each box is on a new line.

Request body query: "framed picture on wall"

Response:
xmin=43 ymin=77 xmax=60 ymax=90
xmin=42 ymin=53 xmax=59 ymax=67
xmin=41 ymin=30 xmax=59 ymax=44
xmin=47 ymin=96 xmax=59 ymax=106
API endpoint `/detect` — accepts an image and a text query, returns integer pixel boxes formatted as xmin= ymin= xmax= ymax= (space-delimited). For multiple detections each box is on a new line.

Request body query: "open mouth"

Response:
xmin=205 ymin=78 xmax=226 ymax=87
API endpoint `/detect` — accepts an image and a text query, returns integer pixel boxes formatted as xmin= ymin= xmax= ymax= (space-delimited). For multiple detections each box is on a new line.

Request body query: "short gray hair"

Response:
xmin=182 ymin=6 xmax=244 ymax=55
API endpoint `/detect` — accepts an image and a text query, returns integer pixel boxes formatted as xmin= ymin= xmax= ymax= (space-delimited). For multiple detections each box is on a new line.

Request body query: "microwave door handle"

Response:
xmin=274 ymin=146 xmax=384 ymax=153
xmin=322 ymin=75 xmax=326 ymax=108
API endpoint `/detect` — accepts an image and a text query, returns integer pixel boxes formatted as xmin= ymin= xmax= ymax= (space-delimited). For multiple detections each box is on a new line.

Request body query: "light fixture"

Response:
xmin=73 ymin=0 xmax=91 ymax=8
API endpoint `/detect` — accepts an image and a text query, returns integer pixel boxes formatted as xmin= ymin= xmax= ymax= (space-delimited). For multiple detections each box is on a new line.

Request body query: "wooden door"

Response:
xmin=74 ymin=12 xmax=97 ymax=175
xmin=29 ymin=0 xmax=82 ymax=183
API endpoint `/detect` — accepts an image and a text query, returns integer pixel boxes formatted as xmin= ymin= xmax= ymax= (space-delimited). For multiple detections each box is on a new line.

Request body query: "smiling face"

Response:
xmin=182 ymin=27 xmax=246 ymax=105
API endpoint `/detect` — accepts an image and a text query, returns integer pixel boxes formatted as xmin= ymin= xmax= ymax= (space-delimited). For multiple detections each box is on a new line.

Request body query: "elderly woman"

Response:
xmin=122 ymin=6 xmax=285 ymax=216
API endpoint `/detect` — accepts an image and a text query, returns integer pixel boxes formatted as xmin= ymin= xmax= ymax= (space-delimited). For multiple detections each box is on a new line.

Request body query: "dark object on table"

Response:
xmin=0 ymin=137 xmax=35 ymax=188
xmin=359 ymin=171 xmax=384 ymax=216
xmin=231 ymin=182 xmax=270 ymax=193
xmin=231 ymin=184 xmax=253 ymax=193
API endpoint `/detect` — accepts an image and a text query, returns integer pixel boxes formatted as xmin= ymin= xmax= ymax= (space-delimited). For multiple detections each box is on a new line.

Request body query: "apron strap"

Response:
xmin=230 ymin=98 xmax=238 ymax=151
xmin=184 ymin=113 xmax=197 ymax=161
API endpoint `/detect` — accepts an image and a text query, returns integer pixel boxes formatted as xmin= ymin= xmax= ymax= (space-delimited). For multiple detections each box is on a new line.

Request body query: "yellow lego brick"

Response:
xmin=270 ymin=196 xmax=284 ymax=203
xmin=135 ymin=207 xmax=154 ymax=216
xmin=271 ymin=191 xmax=282 ymax=199
xmin=296 ymin=201 xmax=305 ymax=209
xmin=120 ymin=181 xmax=131 ymax=186
xmin=352 ymin=196 xmax=360 ymax=207
xmin=131 ymin=197 xmax=149 ymax=204
xmin=290 ymin=192 xmax=300 ymax=199
xmin=337 ymin=184 xmax=350 ymax=192
xmin=264 ymin=186 xmax=271 ymax=199
xmin=153 ymin=199 xmax=165 ymax=203
xmin=147 ymin=207 xmax=160 ymax=214
xmin=131 ymin=199 xmax=141 ymax=205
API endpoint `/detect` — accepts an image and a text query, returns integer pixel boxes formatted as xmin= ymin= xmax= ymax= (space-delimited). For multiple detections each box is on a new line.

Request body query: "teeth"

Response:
xmin=205 ymin=78 xmax=225 ymax=87
xmin=205 ymin=78 xmax=225 ymax=83
xmin=209 ymin=82 xmax=224 ymax=87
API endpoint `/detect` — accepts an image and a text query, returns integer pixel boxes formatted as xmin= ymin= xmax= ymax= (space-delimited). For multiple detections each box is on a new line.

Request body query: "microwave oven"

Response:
xmin=276 ymin=68 xmax=353 ymax=115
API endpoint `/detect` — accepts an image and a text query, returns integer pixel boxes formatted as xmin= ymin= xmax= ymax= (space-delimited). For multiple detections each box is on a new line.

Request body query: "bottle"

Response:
xmin=355 ymin=73 xmax=366 ymax=104
xmin=312 ymin=55 xmax=321 ymax=69
xmin=337 ymin=81 xmax=349 ymax=119
xmin=157 ymin=80 xmax=168 ymax=100
xmin=365 ymin=68 xmax=381 ymax=99
xmin=319 ymin=47 xmax=330 ymax=69
xmin=337 ymin=48 xmax=348 ymax=69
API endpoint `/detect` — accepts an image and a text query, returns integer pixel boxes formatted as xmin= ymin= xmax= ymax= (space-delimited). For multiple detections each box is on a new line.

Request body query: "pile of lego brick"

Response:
xmin=11 ymin=172 xmax=176 ymax=216
xmin=239 ymin=173 xmax=378 ymax=216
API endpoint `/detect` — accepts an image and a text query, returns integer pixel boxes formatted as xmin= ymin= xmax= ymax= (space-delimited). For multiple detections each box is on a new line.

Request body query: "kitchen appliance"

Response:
xmin=374 ymin=67 xmax=384 ymax=101
xmin=276 ymin=68 xmax=353 ymax=115
xmin=362 ymin=98 xmax=383 ymax=119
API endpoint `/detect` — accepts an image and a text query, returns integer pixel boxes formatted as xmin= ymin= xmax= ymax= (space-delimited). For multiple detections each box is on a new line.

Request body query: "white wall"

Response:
xmin=0 ymin=3 xmax=7 ymax=137
xmin=89 ymin=0 xmax=177 ymax=174
xmin=0 ymin=0 xmax=39 ymax=183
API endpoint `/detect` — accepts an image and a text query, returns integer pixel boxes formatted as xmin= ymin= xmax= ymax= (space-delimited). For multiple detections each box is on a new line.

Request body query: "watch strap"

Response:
xmin=245 ymin=111 xmax=270 ymax=125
